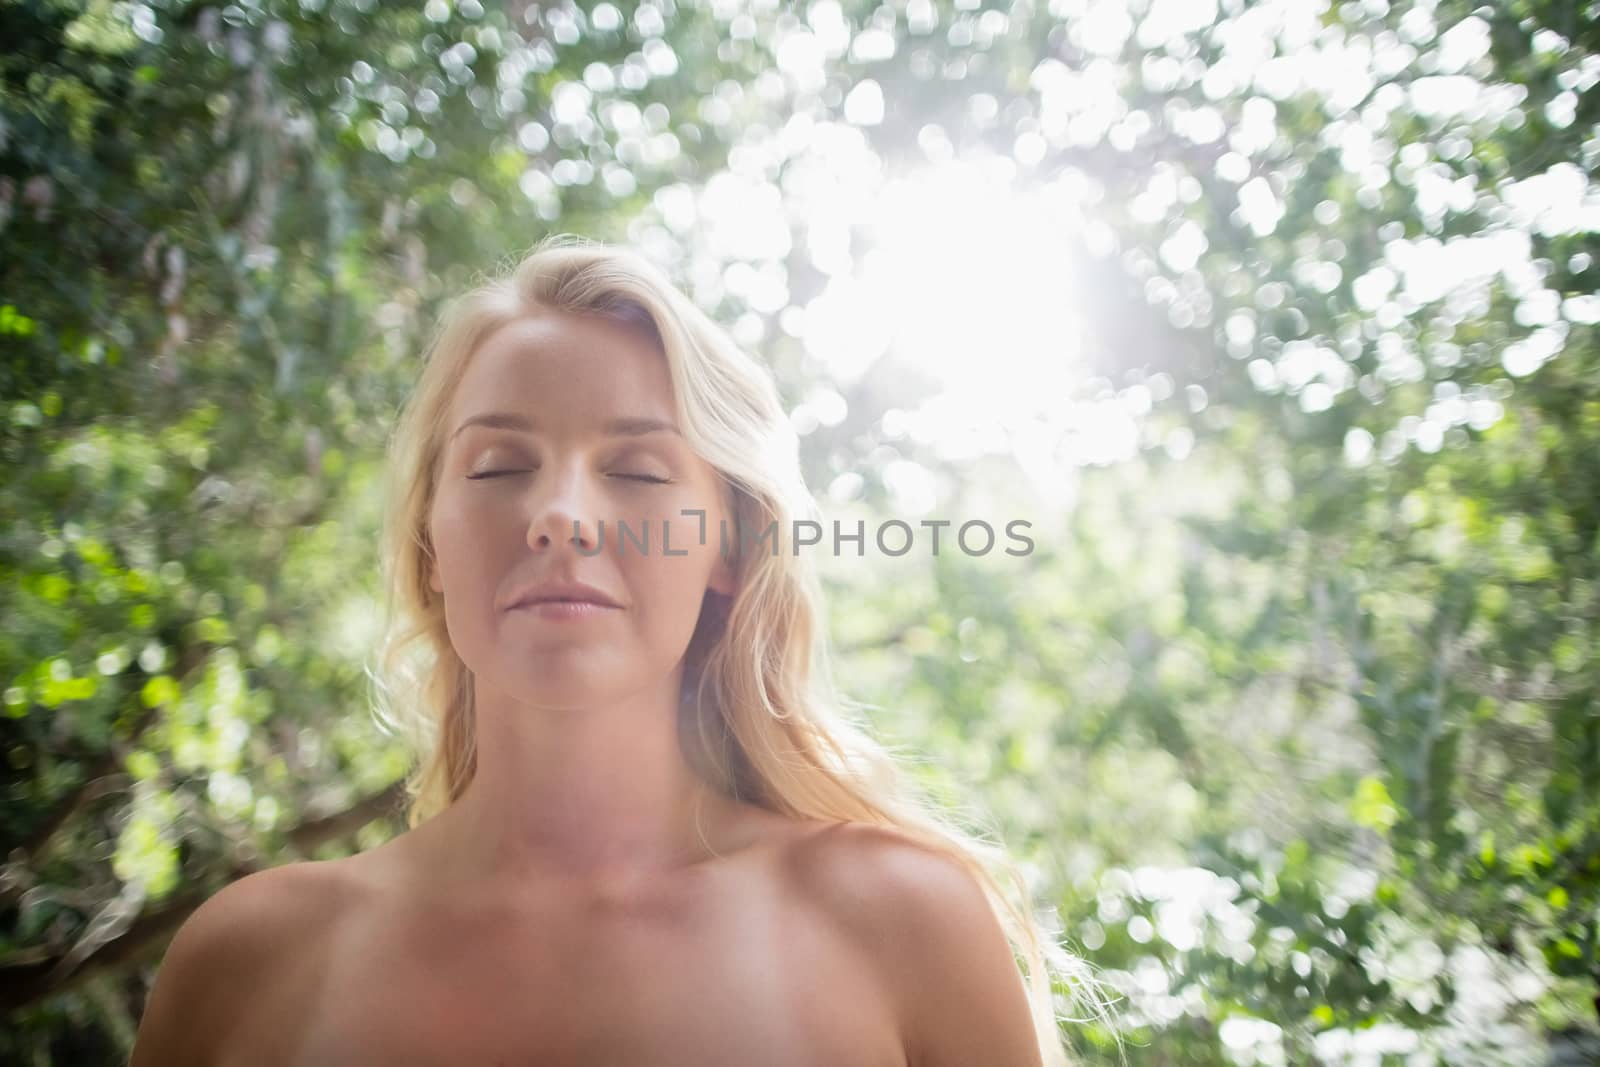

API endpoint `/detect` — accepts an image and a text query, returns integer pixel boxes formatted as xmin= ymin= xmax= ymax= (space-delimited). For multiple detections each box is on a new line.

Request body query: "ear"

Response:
xmin=428 ymin=558 xmax=443 ymax=594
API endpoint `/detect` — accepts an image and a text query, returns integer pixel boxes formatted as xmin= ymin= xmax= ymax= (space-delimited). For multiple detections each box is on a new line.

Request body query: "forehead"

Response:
xmin=448 ymin=311 xmax=675 ymax=428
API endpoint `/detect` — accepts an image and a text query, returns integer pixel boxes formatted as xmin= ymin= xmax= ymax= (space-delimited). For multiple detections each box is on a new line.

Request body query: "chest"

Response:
xmin=242 ymin=871 xmax=906 ymax=1067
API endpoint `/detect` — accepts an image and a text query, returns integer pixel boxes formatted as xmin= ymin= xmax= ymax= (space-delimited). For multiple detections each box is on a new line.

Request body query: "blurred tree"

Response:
xmin=2 ymin=0 xmax=1597 ymax=1063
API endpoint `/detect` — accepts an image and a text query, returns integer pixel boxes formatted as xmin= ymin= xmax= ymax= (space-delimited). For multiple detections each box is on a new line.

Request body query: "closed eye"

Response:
xmin=465 ymin=470 xmax=671 ymax=484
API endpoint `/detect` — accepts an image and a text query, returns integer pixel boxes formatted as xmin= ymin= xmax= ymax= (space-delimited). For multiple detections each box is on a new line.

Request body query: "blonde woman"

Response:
xmin=131 ymin=235 xmax=1087 ymax=1066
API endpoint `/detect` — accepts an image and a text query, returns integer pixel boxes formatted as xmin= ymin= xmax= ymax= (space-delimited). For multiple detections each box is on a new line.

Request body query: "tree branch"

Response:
xmin=0 ymin=779 xmax=406 ymax=1017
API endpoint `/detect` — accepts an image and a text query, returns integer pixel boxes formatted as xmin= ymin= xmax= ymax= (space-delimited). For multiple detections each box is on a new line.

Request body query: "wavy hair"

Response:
xmin=369 ymin=233 xmax=1100 ymax=1066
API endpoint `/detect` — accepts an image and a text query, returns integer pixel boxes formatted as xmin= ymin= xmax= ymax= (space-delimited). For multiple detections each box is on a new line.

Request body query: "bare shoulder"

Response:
xmin=198 ymin=859 xmax=352 ymax=931
xmin=178 ymin=859 xmax=353 ymax=964
xmin=783 ymin=821 xmax=991 ymax=951
xmin=130 ymin=860 xmax=355 ymax=1067
xmin=784 ymin=822 xmax=1047 ymax=1067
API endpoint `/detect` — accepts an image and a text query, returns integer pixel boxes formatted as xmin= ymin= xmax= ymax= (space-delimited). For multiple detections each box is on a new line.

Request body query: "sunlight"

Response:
xmin=798 ymin=158 xmax=1121 ymax=470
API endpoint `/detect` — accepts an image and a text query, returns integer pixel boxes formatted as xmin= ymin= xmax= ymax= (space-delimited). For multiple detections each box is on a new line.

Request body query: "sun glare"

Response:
xmin=795 ymin=156 xmax=1148 ymax=496
xmin=805 ymin=159 xmax=1088 ymax=428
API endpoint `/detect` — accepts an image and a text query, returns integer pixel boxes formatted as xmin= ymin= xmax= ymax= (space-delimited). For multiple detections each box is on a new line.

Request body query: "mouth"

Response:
xmin=510 ymin=598 xmax=622 ymax=621
xmin=505 ymin=579 xmax=624 ymax=612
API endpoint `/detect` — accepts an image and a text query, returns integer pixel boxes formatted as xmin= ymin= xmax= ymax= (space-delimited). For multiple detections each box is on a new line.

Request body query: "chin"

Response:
xmin=498 ymin=661 xmax=636 ymax=709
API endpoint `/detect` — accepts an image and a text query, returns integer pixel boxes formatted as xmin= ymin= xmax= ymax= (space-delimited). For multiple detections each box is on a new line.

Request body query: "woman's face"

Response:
xmin=426 ymin=310 xmax=737 ymax=710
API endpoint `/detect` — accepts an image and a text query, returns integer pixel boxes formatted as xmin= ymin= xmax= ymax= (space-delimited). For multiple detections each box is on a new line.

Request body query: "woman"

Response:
xmin=130 ymin=235 xmax=1085 ymax=1066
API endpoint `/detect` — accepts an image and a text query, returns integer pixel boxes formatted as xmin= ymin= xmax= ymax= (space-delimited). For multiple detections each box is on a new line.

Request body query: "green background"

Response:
xmin=3 ymin=0 xmax=1598 ymax=1062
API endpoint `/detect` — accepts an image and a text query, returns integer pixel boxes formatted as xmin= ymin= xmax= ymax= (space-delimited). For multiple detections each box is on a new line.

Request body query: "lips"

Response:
xmin=505 ymin=578 xmax=623 ymax=611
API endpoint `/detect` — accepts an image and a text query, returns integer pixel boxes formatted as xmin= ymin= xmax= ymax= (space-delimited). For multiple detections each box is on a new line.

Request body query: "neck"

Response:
xmin=427 ymin=666 xmax=741 ymax=894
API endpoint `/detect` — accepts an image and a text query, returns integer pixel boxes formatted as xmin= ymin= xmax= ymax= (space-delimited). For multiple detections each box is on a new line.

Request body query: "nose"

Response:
xmin=526 ymin=460 xmax=604 ymax=555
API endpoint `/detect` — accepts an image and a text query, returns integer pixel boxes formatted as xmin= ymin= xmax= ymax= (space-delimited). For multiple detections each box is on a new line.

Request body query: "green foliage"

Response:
xmin=3 ymin=0 xmax=1598 ymax=1062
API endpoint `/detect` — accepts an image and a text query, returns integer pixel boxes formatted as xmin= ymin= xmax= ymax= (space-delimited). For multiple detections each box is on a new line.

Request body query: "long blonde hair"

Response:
xmin=371 ymin=233 xmax=1092 ymax=1065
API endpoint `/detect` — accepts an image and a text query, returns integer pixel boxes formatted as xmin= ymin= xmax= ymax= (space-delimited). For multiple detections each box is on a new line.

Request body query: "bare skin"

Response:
xmin=129 ymin=782 xmax=1047 ymax=1067
xmin=182 ymin=805 xmax=910 ymax=1067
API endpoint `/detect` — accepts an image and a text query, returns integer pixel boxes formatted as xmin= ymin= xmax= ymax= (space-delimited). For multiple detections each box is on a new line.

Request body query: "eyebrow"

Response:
xmin=448 ymin=412 xmax=682 ymax=443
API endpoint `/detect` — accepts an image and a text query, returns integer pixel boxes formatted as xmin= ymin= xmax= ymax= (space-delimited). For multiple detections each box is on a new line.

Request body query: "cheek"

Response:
xmin=621 ymin=531 xmax=720 ymax=612
xmin=659 ymin=487 xmax=731 ymax=547
xmin=436 ymin=482 xmax=522 ymax=534
xmin=428 ymin=492 xmax=504 ymax=586
xmin=428 ymin=498 xmax=463 ymax=573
